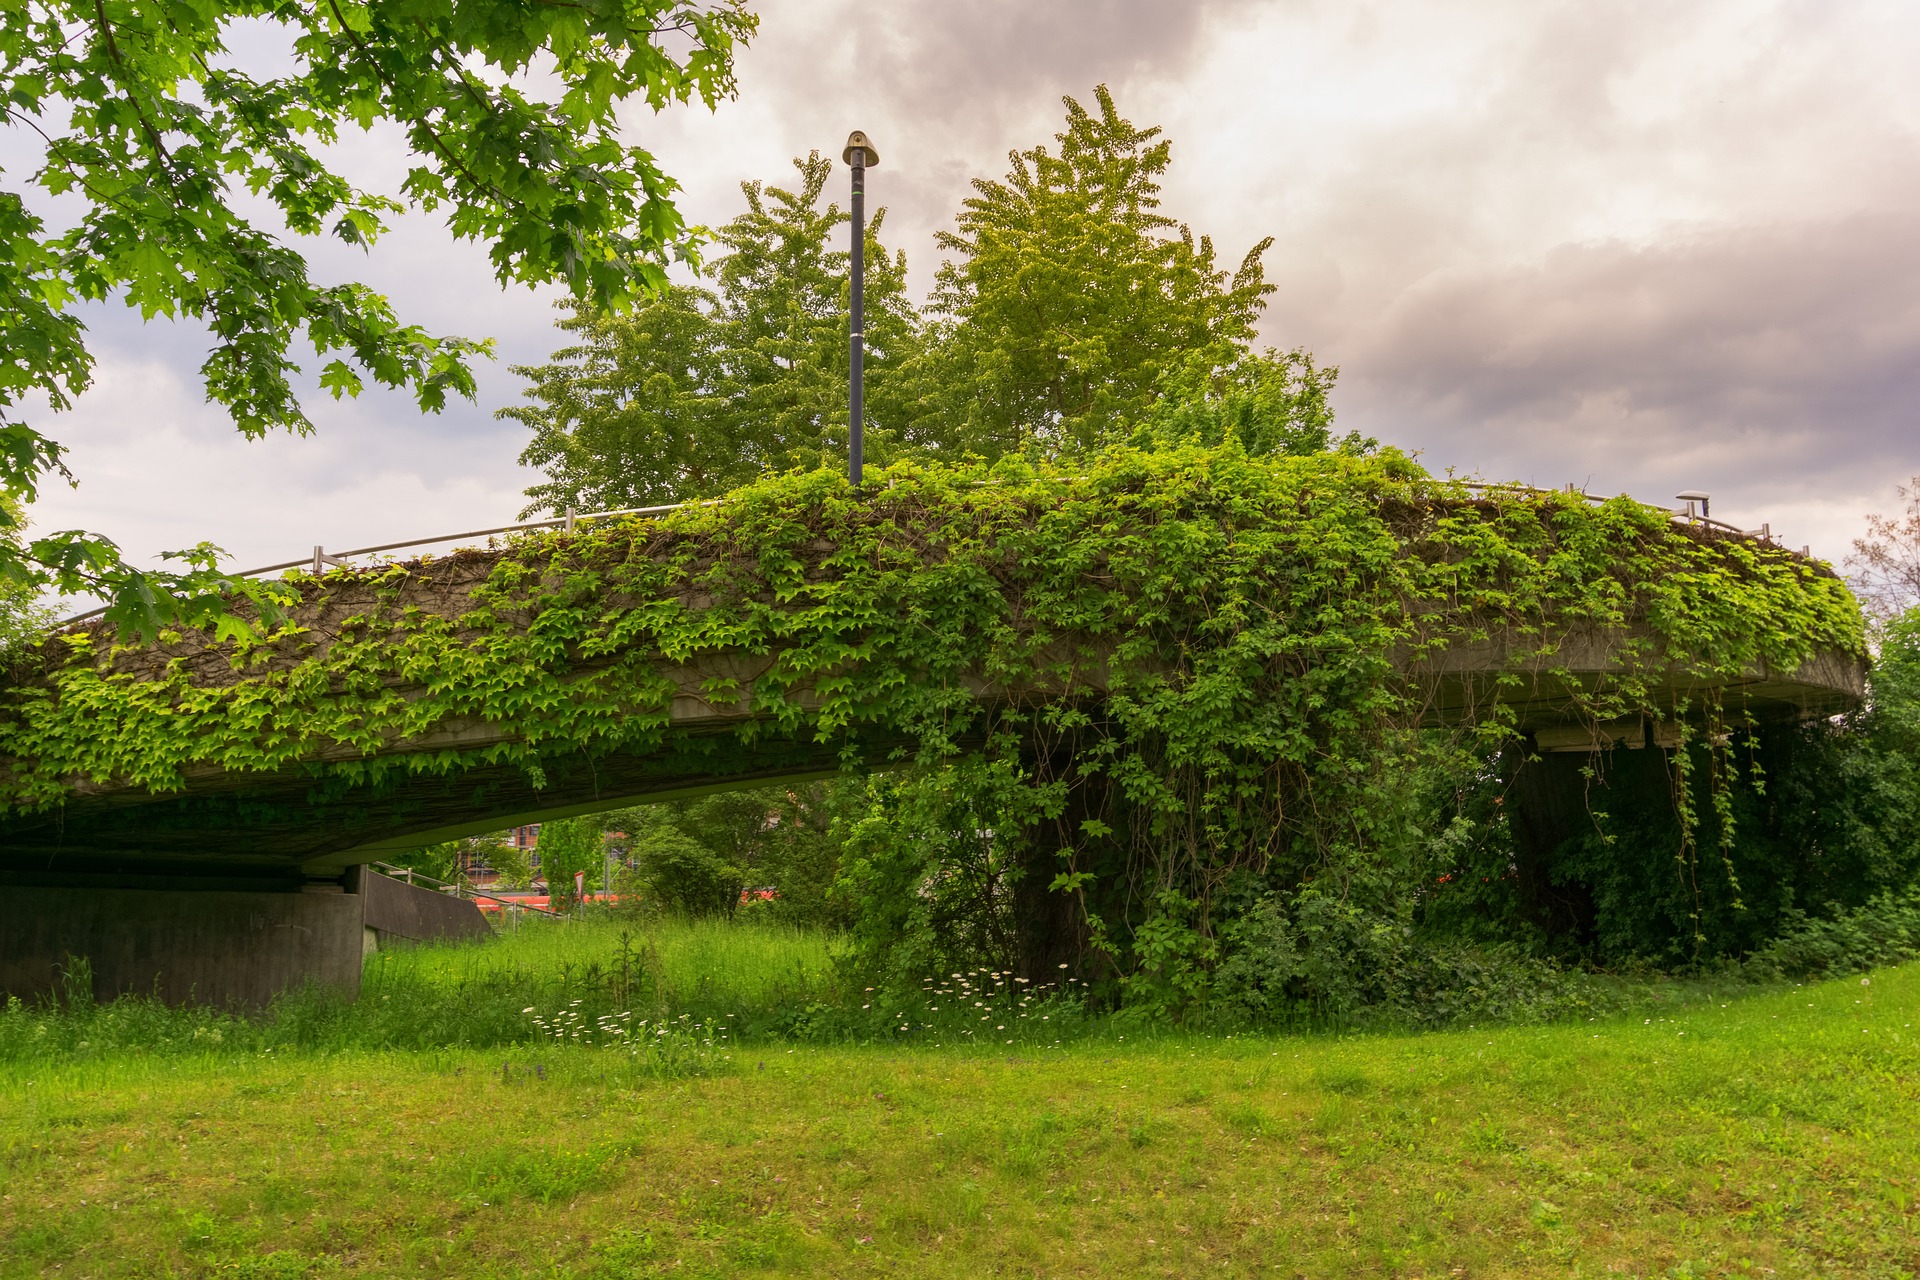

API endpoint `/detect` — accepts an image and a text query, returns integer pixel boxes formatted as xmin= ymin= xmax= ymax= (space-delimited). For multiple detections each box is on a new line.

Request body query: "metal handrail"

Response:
xmin=52 ymin=500 xmax=699 ymax=628
xmin=369 ymin=859 xmax=567 ymax=919
xmin=1454 ymin=480 xmax=1775 ymax=541
xmin=51 ymin=477 xmax=1806 ymax=631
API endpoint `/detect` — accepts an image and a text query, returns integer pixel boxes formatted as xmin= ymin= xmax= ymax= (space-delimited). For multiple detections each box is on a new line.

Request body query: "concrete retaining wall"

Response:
xmin=358 ymin=869 xmax=491 ymax=945
xmin=0 ymin=886 xmax=364 ymax=1008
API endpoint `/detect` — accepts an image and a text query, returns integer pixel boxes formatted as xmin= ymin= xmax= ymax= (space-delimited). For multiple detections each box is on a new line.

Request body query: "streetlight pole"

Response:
xmin=843 ymin=130 xmax=878 ymax=487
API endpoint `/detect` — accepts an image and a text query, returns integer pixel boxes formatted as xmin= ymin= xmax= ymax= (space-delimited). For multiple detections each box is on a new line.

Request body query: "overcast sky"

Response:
xmin=23 ymin=0 xmax=1920 ymax=596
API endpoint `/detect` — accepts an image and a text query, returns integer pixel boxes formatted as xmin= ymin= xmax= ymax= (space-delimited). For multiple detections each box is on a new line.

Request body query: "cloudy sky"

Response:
xmin=23 ymin=0 xmax=1920 ymax=597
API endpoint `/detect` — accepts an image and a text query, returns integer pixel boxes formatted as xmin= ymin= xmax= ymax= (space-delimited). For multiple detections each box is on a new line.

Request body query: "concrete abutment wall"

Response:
xmin=0 ymin=870 xmax=488 ymax=1009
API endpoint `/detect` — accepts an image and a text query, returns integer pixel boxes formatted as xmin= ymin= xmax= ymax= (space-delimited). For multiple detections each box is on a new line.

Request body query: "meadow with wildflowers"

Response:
xmin=2 ymin=917 xmax=1917 ymax=1278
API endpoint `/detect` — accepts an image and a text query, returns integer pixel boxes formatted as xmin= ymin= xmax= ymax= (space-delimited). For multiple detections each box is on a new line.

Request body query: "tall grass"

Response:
xmin=0 ymin=913 xmax=844 ymax=1063
xmin=7 ymin=902 xmax=1885 ymax=1069
xmin=377 ymin=912 xmax=839 ymax=1013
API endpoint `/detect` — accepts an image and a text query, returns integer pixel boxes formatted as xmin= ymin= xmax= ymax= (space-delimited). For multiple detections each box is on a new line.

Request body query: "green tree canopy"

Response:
xmin=0 ymin=498 xmax=52 ymax=656
xmin=509 ymin=85 xmax=1343 ymax=507
xmin=915 ymin=84 xmax=1307 ymax=460
xmin=601 ymin=783 xmax=847 ymax=922
xmin=534 ymin=816 xmax=604 ymax=910
xmin=507 ymin=152 xmax=920 ymax=514
xmin=1 ymin=0 xmax=755 ymax=635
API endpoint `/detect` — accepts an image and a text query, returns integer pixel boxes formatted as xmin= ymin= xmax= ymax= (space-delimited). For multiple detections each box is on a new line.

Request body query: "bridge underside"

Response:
xmin=0 ymin=720 xmax=889 ymax=891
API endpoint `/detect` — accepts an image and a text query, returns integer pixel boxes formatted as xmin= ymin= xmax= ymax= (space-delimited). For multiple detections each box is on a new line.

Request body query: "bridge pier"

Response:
xmin=1504 ymin=736 xmax=1693 ymax=948
xmin=0 ymin=869 xmax=488 ymax=1009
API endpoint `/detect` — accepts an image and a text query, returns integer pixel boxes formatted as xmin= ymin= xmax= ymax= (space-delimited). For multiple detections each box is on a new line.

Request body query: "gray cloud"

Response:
xmin=1343 ymin=214 xmax=1920 ymax=475
xmin=18 ymin=0 xmax=1920 ymax=579
xmin=634 ymin=0 xmax=1266 ymax=293
xmin=850 ymin=0 xmax=1260 ymax=134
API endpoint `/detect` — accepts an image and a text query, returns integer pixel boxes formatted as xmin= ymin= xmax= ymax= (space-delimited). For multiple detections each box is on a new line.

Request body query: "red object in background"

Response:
xmin=474 ymin=892 xmax=627 ymax=915
xmin=574 ymin=870 xmax=586 ymax=898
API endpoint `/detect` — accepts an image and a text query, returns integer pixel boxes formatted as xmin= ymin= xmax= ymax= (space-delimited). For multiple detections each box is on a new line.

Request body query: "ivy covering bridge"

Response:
xmin=0 ymin=447 xmax=1866 ymax=991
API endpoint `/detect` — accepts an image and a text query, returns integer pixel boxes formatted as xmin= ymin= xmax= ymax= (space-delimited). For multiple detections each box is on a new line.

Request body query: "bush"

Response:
xmin=1743 ymin=888 xmax=1920 ymax=979
xmin=629 ymin=811 xmax=743 ymax=916
xmin=1206 ymin=889 xmax=1584 ymax=1030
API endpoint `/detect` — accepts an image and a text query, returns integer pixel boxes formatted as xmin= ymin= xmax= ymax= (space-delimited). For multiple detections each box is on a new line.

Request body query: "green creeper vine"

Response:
xmin=0 ymin=445 xmax=1866 ymax=980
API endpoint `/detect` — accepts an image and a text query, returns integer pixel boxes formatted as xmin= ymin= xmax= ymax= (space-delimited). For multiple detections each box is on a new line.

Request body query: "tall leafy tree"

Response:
xmin=508 ymin=152 xmax=920 ymax=514
xmin=709 ymin=152 xmax=921 ymax=482
xmin=601 ymin=782 xmax=849 ymax=922
xmin=1128 ymin=347 xmax=1363 ymax=459
xmin=916 ymin=85 xmax=1300 ymax=461
xmin=0 ymin=498 xmax=51 ymax=655
xmin=534 ymin=816 xmax=605 ymax=911
xmin=0 ymin=0 xmax=755 ymax=635
xmin=511 ymin=285 xmax=733 ymax=518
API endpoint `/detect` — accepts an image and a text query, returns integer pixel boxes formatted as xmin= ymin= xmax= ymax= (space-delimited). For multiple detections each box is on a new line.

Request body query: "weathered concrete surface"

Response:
xmin=357 ymin=867 xmax=490 ymax=945
xmin=1404 ymin=632 xmax=1865 ymax=731
xmin=0 ymin=886 xmax=363 ymax=1007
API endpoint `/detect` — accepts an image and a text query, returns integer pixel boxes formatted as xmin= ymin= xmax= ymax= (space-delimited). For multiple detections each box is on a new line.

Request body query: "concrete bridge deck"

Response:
xmin=0 ymin=491 xmax=1866 ymax=890
xmin=0 ymin=628 xmax=1865 ymax=890
xmin=0 ymin=477 xmax=1867 ymax=1003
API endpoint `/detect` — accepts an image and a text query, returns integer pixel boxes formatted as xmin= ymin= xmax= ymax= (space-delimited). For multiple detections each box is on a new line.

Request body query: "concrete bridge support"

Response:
xmin=1504 ymin=729 xmax=1705 ymax=949
xmin=0 ymin=870 xmax=487 ymax=1009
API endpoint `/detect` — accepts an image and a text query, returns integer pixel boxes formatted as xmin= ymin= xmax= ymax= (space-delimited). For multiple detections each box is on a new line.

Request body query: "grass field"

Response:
xmin=2 ymin=923 xmax=1916 ymax=1278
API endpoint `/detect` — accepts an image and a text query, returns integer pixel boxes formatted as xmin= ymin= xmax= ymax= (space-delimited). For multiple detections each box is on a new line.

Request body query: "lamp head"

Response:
xmin=843 ymin=130 xmax=879 ymax=167
xmin=1675 ymin=489 xmax=1711 ymax=518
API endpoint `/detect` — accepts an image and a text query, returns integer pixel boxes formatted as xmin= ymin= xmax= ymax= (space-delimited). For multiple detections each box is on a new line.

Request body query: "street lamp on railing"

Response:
xmin=843 ymin=129 xmax=879 ymax=486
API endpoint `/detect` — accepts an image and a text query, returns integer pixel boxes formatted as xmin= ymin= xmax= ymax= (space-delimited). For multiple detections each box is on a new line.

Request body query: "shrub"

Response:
xmin=629 ymin=812 xmax=744 ymax=916
xmin=1744 ymin=888 xmax=1920 ymax=979
xmin=1206 ymin=889 xmax=1583 ymax=1030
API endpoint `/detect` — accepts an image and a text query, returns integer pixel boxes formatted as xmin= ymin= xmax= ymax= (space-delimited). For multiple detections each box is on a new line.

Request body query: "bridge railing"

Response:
xmin=1455 ymin=481 xmax=1781 ymax=542
xmin=368 ymin=860 xmax=569 ymax=925
xmin=53 ymin=480 xmax=1803 ymax=630
xmin=53 ymin=499 xmax=700 ymax=628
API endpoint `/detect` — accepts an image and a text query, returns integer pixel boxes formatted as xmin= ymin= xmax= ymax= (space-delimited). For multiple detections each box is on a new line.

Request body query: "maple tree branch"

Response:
xmin=90 ymin=0 xmax=180 ymax=174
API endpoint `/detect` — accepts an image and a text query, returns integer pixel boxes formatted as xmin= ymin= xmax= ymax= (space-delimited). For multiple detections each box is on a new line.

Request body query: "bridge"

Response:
xmin=0 ymin=459 xmax=1868 ymax=1005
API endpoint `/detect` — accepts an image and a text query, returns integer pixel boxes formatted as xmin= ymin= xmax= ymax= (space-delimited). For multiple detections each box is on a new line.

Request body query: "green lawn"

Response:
xmin=2 ymin=947 xmax=1916 ymax=1278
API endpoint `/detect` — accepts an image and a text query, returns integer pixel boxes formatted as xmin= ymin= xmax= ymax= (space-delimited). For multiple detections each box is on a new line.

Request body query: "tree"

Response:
xmin=388 ymin=833 xmax=506 ymax=884
xmin=508 ymin=152 xmax=920 ymax=514
xmin=511 ymin=285 xmax=733 ymax=516
xmin=1851 ymin=476 xmax=1920 ymax=619
xmin=915 ymin=85 xmax=1286 ymax=461
xmin=0 ymin=498 xmax=53 ymax=657
xmin=511 ymin=91 xmax=1346 ymax=505
xmin=1129 ymin=348 xmax=1360 ymax=459
xmin=625 ymin=807 xmax=745 ymax=916
xmin=487 ymin=840 xmax=535 ymax=892
xmin=708 ymin=153 xmax=921 ymax=482
xmin=596 ymin=782 xmax=849 ymax=921
xmin=534 ymin=816 xmax=605 ymax=911
xmin=0 ymin=0 xmax=756 ymax=636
